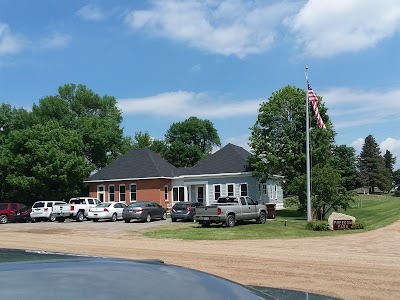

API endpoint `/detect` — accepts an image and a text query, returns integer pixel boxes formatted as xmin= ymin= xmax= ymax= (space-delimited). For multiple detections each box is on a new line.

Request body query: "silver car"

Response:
xmin=122 ymin=202 xmax=167 ymax=223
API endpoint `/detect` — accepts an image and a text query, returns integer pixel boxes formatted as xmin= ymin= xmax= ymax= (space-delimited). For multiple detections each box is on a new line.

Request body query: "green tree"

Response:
xmin=131 ymin=131 xmax=167 ymax=155
xmin=164 ymin=117 xmax=221 ymax=167
xmin=0 ymin=121 xmax=91 ymax=202
xmin=249 ymin=85 xmax=334 ymax=192
xmin=331 ymin=145 xmax=358 ymax=191
xmin=32 ymin=84 xmax=127 ymax=170
xmin=393 ymin=169 xmax=400 ymax=187
xmin=383 ymin=150 xmax=396 ymax=187
xmin=357 ymin=135 xmax=391 ymax=193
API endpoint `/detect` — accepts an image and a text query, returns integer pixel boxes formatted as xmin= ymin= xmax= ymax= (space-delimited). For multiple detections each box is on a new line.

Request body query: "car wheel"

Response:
xmin=162 ymin=212 xmax=167 ymax=220
xmin=75 ymin=211 xmax=84 ymax=222
xmin=256 ymin=212 xmax=266 ymax=224
xmin=202 ymin=222 xmax=210 ymax=228
xmin=0 ymin=215 xmax=8 ymax=224
xmin=225 ymin=214 xmax=235 ymax=227
xmin=124 ymin=219 xmax=130 ymax=223
xmin=31 ymin=218 xmax=36 ymax=223
xmin=110 ymin=213 xmax=117 ymax=222
xmin=145 ymin=213 xmax=151 ymax=223
xmin=171 ymin=218 xmax=177 ymax=222
xmin=48 ymin=214 xmax=56 ymax=222
xmin=57 ymin=217 xmax=65 ymax=222
xmin=92 ymin=218 xmax=98 ymax=222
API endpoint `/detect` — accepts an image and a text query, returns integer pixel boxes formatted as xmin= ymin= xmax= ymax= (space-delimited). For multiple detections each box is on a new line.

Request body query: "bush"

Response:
xmin=306 ymin=221 xmax=329 ymax=231
xmin=352 ymin=220 xmax=365 ymax=230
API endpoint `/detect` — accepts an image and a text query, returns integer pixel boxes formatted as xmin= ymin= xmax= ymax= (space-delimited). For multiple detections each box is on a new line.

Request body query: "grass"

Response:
xmin=139 ymin=194 xmax=400 ymax=240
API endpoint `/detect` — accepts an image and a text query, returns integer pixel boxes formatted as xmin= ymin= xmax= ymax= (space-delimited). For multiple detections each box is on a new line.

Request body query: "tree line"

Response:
xmin=0 ymin=84 xmax=221 ymax=203
xmin=1 ymin=83 xmax=398 ymax=219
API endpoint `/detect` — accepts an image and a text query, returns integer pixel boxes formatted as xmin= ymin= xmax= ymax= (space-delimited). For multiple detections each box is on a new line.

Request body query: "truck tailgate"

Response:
xmin=195 ymin=206 xmax=219 ymax=217
xmin=52 ymin=204 xmax=70 ymax=215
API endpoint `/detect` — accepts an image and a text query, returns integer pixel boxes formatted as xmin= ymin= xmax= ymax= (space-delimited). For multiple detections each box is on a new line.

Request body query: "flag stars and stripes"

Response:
xmin=307 ymin=81 xmax=326 ymax=129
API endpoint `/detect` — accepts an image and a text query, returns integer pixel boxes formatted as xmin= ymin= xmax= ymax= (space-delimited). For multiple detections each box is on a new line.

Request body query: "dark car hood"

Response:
xmin=0 ymin=249 xmax=340 ymax=300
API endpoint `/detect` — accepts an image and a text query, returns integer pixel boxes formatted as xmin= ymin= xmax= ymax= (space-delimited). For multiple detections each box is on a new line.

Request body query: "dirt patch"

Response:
xmin=1 ymin=220 xmax=400 ymax=300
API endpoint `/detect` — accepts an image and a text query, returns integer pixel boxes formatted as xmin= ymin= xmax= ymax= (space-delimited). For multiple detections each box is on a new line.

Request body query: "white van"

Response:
xmin=30 ymin=201 xmax=67 ymax=222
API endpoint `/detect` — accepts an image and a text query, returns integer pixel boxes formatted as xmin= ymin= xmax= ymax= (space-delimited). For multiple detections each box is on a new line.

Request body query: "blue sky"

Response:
xmin=1 ymin=0 xmax=400 ymax=168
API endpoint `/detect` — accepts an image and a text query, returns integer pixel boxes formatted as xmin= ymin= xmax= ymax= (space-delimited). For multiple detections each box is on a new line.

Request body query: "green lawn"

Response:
xmin=139 ymin=195 xmax=400 ymax=240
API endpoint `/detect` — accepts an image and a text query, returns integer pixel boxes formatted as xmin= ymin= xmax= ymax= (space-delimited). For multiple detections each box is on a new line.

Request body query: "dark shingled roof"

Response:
xmin=179 ymin=143 xmax=253 ymax=175
xmin=87 ymin=148 xmax=178 ymax=181
xmin=86 ymin=144 xmax=253 ymax=181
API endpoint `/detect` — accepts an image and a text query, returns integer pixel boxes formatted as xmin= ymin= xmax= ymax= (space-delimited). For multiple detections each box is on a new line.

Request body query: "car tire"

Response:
xmin=57 ymin=217 xmax=65 ymax=223
xmin=0 ymin=214 xmax=8 ymax=224
xmin=110 ymin=213 xmax=117 ymax=222
xmin=124 ymin=219 xmax=130 ymax=223
xmin=31 ymin=218 xmax=36 ymax=223
xmin=225 ymin=214 xmax=235 ymax=227
xmin=92 ymin=218 xmax=98 ymax=222
xmin=202 ymin=222 xmax=210 ymax=228
xmin=256 ymin=212 xmax=267 ymax=224
xmin=171 ymin=218 xmax=177 ymax=222
xmin=162 ymin=212 xmax=167 ymax=220
xmin=48 ymin=214 xmax=56 ymax=222
xmin=145 ymin=213 xmax=151 ymax=223
xmin=75 ymin=211 xmax=84 ymax=222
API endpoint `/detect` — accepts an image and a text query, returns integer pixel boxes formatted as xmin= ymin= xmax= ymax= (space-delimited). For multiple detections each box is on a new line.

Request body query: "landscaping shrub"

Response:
xmin=352 ymin=220 xmax=365 ymax=230
xmin=306 ymin=221 xmax=329 ymax=231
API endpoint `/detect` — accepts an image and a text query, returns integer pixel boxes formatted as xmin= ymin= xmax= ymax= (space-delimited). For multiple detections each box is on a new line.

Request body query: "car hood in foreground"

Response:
xmin=0 ymin=249 xmax=340 ymax=300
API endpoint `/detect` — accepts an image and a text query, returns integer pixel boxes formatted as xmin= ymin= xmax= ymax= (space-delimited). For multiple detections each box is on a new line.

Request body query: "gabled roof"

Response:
xmin=179 ymin=143 xmax=252 ymax=176
xmin=87 ymin=148 xmax=178 ymax=181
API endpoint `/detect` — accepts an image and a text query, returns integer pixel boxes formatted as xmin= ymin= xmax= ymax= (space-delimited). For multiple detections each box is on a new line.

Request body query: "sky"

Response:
xmin=1 ymin=0 xmax=400 ymax=168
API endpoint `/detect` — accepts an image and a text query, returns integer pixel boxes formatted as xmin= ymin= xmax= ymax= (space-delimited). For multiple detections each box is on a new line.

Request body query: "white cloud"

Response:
xmin=321 ymin=86 xmax=400 ymax=129
xmin=287 ymin=0 xmax=400 ymax=57
xmin=226 ymin=133 xmax=251 ymax=151
xmin=0 ymin=23 xmax=25 ymax=55
xmin=77 ymin=4 xmax=106 ymax=21
xmin=350 ymin=138 xmax=364 ymax=154
xmin=380 ymin=138 xmax=400 ymax=168
xmin=40 ymin=33 xmax=70 ymax=49
xmin=124 ymin=0 xmax=298 ymax=58
xmin=117 ymin=91 xmax=261 ymax=119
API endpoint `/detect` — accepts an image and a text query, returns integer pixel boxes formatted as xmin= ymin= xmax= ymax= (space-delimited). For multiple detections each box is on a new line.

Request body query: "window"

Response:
xmin=10 ymin=204 xmax=18 ymax=210
xmin=274 ymin=185 xmax=278 ymax=200
xmin=240 ymin=184 xmax=248 ymax=196
xmin=173 ymin=187 xmax=185 ymax=202
xmin=240 ymin=197 xmax=247 ymax=205
xmin=97 ymin=185 xmax=105 ymax=202
xmin=130 ymin=184 xmax=137 ymax=202
xmin=109 ymin=185 xmax=115 ymax=202
xmin=227 ymin=184 xmax=234 ymax=196
xmin=247 ymin=197 xmax=256 ymax=205
xmin=214 ymin=184 xmax=221 ymax=200
xmin=88 ymin=199 xmax=94 ymax=205
xmin=262 ymin=184 xmax=267 ymax=195
xmin=119 ymin=184 xmax=126 ymax=202
xmin=164 ymin=185 xmax=169 ymax=202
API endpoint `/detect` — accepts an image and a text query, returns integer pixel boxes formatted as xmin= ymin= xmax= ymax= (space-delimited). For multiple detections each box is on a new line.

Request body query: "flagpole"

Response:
xmin=305 ymin=66 xmax=311 ymax=222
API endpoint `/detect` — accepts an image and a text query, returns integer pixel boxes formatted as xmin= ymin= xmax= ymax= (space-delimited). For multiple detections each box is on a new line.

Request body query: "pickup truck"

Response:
xmin=194 ymin=196 xmax=267 ymax=227
xmin=52 ymin=197 xmax=101 ymax=222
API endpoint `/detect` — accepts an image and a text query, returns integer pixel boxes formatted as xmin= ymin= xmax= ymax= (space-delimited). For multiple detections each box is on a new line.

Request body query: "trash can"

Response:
xmin=266 ymin=204 xmax=276 ymax=219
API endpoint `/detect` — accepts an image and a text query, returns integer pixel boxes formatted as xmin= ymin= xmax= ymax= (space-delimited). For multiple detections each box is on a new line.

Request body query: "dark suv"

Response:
xmin=0 ymin=203 xmax=27 ymax=224
xmin=171 ymin=202 xmax=204 ymax=222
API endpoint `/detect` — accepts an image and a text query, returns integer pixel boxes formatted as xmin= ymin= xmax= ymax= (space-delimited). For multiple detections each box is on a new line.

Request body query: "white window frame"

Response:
xmin=97 ymin=185 xmax=105 ymax=202
xmin=164 ymin=185 xmax=169 ymax=202
xmin=108 ymin=185 xmax=115 ymax=202
xmin=119 ymin=184 xmax=126 ymax=202
xmin=130 ymin=184 xmax=137 ymax=202
xmin=173 ymin=186 xmax=185 ymax=202
xmin=213 ymin=184 xmax=221 ymax=200
xmin=262 ymin=184 xmax=267 ymax=195
xmin=226 ymin=183 xmax=235 ymax=196
xmin=274 ymin=185 xmax=278 ymax=200
xmin=240 ymin=183 xmax=248 ymax=197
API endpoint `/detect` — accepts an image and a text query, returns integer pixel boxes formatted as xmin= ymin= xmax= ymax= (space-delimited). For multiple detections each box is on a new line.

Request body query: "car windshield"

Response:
xmin=32 ymin=202 xmax=45 ymax=208
xmin=173 ymin=203 xmax=189 ymax=210
xmin=96 ymin=203 xmax=111 ymax=207
xmin=128 ymin=202 xmax=146 ymax=207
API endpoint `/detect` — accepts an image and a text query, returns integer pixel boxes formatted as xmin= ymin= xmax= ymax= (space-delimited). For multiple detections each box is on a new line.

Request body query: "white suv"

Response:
xmin=30 ymin=201 xmax=67 ymax=222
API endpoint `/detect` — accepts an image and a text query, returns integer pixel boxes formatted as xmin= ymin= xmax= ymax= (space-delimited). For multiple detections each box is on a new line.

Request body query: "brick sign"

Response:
xmin=333 ymin=220 xmax=353 ymax=230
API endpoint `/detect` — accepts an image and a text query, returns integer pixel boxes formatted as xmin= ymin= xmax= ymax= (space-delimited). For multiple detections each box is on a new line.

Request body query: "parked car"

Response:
xmin=87 ymin=202 xmax=127 ymax=222
xmin=30 ymin=201 xmax=67 ymax=222
xmin=194 ymin=196 xmax=267 ymax=227
xmin=0 ymin=203 xmax=27 ymax=224
xmin=12 ymin=206 xmax=32 ymax=223
xmin=52 ymin=197 xmax=101 ymax=222
xmin=123 ymin=202 xmax=167 ymax=223
xmin=171 ymin=202 xmax=204 ymax=222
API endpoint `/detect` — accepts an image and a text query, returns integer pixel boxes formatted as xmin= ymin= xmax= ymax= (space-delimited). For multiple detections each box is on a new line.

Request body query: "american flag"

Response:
xmin=307 ymin=81 xmax=326 ymax=129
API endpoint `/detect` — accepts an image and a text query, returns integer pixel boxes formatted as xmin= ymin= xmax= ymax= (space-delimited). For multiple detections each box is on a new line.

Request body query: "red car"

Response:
xmin=0 ymin=203 xmax=27 ymax=224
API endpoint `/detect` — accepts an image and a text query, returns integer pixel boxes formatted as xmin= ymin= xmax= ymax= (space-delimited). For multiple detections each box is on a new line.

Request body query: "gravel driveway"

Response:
xmin=1 ymin=219 xmax=400 ymax=300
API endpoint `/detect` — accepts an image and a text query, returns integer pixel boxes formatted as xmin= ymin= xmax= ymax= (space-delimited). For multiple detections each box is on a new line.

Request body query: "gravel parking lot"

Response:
xmin=1 ymin=219 xmax=400 ymax=300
